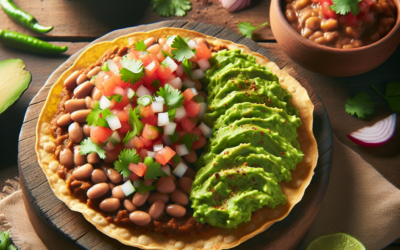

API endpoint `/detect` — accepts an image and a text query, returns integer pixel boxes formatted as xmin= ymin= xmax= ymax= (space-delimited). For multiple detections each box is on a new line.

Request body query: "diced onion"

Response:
xmin=166 ymin=35 xmax=176 ymax=46
xmin=176 ymin=64 xmax=184 ymax=76
xmin=168 ymin=77 xmax=183 ymax=89
xmin=164 ymin=122 xmax=177 ymax=135
xmin=162 ymin=135 xmax=172 ymax=146
xmin=109 ymin=131 xmax=121 ymax=146
xmin=176 ymin=144 xmax=189 ymax=156
xmin=113 ymin=86 xmax=125 ymax=96
xmin=173 ymin=162 xmax=188 ymax=178
xmin=187 ymin=40 xmax=197 ymax=50
xmin=197 ymin=103 xmax=208 ymax=119
xmin=127 ymin=88 xmax=135 ymax=99
xmin=102 ymin=141 xmax=115 ymax=151
xmin=145 ymin=61 xmax=157 ymax=72
xmin=158 ymin=112 xmax=170 ymax=126
xmin=99 ymin=95 xmax=111 ymax=109
xmin=161 ymin=165 xmax=171 ymax=176
xmin=199 ymin=122 xmax=213 ymax=138
xmin=106 ymin=59 xmax=117 ymax=73
xmin=152 ymin=101 xmax=164 ymax=113
xmin=153 ymin=144 xmax=164 ymax=152
xmin=136 ymin=85 xmax=152 ymax=97
xmin=163 ymin=57 xmax=178 ymax=73
xmin=197 ymin=58 xmax=211 ymax=71
xmin=175 ymin=107 xmax=187 ymax=121
xmin=183 ymin=78 xmax=195 ymax=88
xmin=120 ymin=181 xmax=136 ymax=196
xmin=192 ymin=69 xmax=205 ymax=79
xmin=154 ymin=96 xmax=165 ymax=102
xmin=147 ymin=151 xmax=156 ymax=158
xmin=106 ymin=114 xmax=122 ymax=130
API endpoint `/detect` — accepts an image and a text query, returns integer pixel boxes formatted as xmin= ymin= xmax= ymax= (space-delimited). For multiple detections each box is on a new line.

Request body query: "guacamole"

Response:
xmin=190 ymin=50 xmax=304 ymax=229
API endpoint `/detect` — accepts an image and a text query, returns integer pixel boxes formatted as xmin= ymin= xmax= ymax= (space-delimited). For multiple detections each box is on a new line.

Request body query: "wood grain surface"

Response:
xmin=17 ymin=20 xmax=333 ymax=249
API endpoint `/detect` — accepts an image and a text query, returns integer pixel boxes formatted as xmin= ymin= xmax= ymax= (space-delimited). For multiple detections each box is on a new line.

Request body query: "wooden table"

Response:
xmin=0 ymin=0 xmax=399 ymax=248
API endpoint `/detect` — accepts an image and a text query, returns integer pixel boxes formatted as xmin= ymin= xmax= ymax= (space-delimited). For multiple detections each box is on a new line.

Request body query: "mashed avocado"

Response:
xmin=190 ymin=49 xmax=303 ymax=229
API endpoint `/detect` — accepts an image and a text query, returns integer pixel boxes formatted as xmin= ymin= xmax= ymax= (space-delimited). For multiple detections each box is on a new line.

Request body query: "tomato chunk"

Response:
xmin=182 ymin=88 xmax=197 ymax=102
xmin=145 ymin=60 xmax=160 ymax=77
xmin=142 ymin=124 xmax=159 ymax=140
xmin=196 ymin=43 xmax=212 ymax=59
xmin=118 ymin=121 xmax=132 ymax=135
xmin=156 ymin=65 xmax=172 ymax=79
xmin=102 ymin=77 xmax=117 ymax=96
xmin=139 ymin=148 xmax=149 ymax=160
xmin=191 ymin=127 xmax=202 ymax=137
xmin=113 ymin=94 xmax=130 ymax=110
xmin=130 ymin=172 xmax=140 ymax=181
xmin=140 ymin=105 xmax=155 ymax=118
xmin=185 ymin=100 xmax=202 ymax=117
xmin=141 ymin=115 xmax=158 ymax=126
xmin=91 ymin=126 xmax=113 ymax=144
xmin=128 ymin=162 xmax=147 ymax=177
xmin=180 ymin=117 xmax=196 ymax=133
xmin=156 ymin=146 xmax=176 ymax=165
xmin=192 ymin=136 xmax=207 ymax=150
xmin=139 ymin=53 xmax=154 ymax=67
xmin=132 ymin=136 xmax=144 ymax=149
xmin=140 ymin=136 xmax=153 ymax=147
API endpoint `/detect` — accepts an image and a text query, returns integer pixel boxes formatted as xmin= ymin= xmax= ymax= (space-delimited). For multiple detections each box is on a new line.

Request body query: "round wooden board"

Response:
xmin=18 ymin=20 xmax=333 ymax=250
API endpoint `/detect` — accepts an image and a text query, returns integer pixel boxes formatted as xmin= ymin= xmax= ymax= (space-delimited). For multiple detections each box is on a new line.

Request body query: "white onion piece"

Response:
xmin=197 ymin=103 xmax=208 ymax=119
xmin=154 ymin=96 xmax=165 ymax=102
xmin=120 ymin=181 xmax=136 ymax=196
xmin=163 ymin=57 xmax=178 ymax=73
xmin=197 ymin=58 xmax=211 ymax=71
xmin=127 ymin=88 xmax=135 ymax=99
xmin=183 ymin=78 xmax=195 ymax=88
xmin=162 ymin=135 xmax=172 ymax=146
xmin=102 ymin=141 xmax=115 ymax=151
xmin=192 ymin=69 xmax=205 ymax=79
xmin=199 ymin=122 xmax=213 ymax=138
xmin=125 ymin=138 xmax=135 ymax=148
xmin=187 ymin=40 xmax=197 ymax=50
xmin=145 ymin=60 xmax=158 ymax=72
xmin=173 ymin=162 xmax=188 ymax=178
xmin=166 ymin=35 xmax=176 ymax=46
xmin=176 ymin=64 xmax=184 ymax=76
xmin=106 ymin=114 xmax=122 ymax=130
xmin=109 ymin=131 xmax=121 ymax=146
xmin=175 ymin=107 xmax=187 ymax=121
xmin=176 ymin=144 xmax=189 ymax=156
xmin=168 ymin=77 xmax=183 ymax=90
xmin=347 ymin=113 xmax=396 ymax=147
xmin=158 ymin=112 xmax=170 ymax=126
xmin=161 ymin=165 xmax=171 ymax=176
xmin=164 ymin=122 xmax=177 ymax=135
xmin=147 ymin=151 xmax=156 ymax=158
xmin=136 ymin=85 xmax=152 ymax=97
xmin=153 ymin=144 xmax=164 ymax=152
xmin=106 ymin=59 xmax=118 ymax=73
xmin=113 ymin=86 xmax=125 ymax=96
xmin=99 ymin=95 xmax=111 ymax=109
xmin=152 ymin=101 xmax=164 ymax=113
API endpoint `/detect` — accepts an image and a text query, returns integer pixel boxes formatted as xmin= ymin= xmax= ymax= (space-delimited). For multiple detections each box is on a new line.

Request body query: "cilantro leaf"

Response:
xmin=238 ymin=21 xmax=269 ymax=38
xmin=182 ymin=58 xmax=193 ymax=79
xmin=151 ymin=79 xmax=161 ymax=88
xmin=123 ymin=107 xmax=144 ymax=145
xmin=180 ymin=133 xmax=199 ymax=151
xmin=330 ymin=0 xmax=362 ymax=15
xmin=0 ymin=231 xmax=16 ymax=250
xmin=135 ymin=41 xmax=147 ymax=51
xmin=120 ymin=55 xmax=144 ymax=84
xmin=169 ymin=130 xmax=179 ymax=144
xmin=86 ymin=108 xmax=102 ymax=126
xmin=168 ymin=108 xmax=176 ymax=120
xmin=345 ymin=92 xmax=375 ymax=119
xmin=151 ymin=0 xmax=192 ymax=17
xmin=156 ymin=84 xmax=184 ymax=109
xmin=136 ymin=180 xmax=156 ymax=193
xmin=372 ymin=82 xmax=400 ymax=113
xmin=114 ymin=148 xmax=141 ymax=178
xmin=79 ymin=138 xmax=106 ymax=159
xmin=144 ymin=161 xmax=168 ymax=180
xmin=107 ymin=94 xmax=123 ymax=103
xmin=171 ymin=35 xmax=195 ymax=62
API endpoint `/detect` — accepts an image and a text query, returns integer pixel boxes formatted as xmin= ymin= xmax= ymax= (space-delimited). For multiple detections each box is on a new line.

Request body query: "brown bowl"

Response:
xmin=270 ymin=0 xmax=400 ymax=76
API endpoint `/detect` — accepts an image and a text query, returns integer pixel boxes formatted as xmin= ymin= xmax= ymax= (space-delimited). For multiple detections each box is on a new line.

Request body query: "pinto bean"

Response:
xmin=195 ymin=38 xmax=210 ymax=48
xmin=147 ymin=44 xmax=161 ymax=55
xmin=64 ymin=70 xmax=80 ymax=90
xmin=129 ymin=211 xmax=151 ymax=226
xmin=99 ymin=198 xmax=120 ymax=212
xmin=320 ymin=19 xmax=338 ymax=31
xmin=74 ymin=81 xmax=94 ymax=99
xmin=123 ymin=199 xmax=137 ymax=212
xmin=132 ymin=191 xmax=150 ymax=207
xmin=91 ymin=87 xmax=102 ymax=101
xmin=65 ymin=99 xmax=86 ymax=113
xmin=73 ymin=163 xmax=93 ymax=180
xmin=69 ymin=122 xmax=83 ymax=143
xmin=87 ymin=66 xmax=101 ymax=79
xmin=77 ymin=73 xmax=88 ymax=85
xmin=183 ymin=150 xmax=197 ymax=163
xmin=148 ymin=192 xmax=169 ymax=204
xmin=74 ymin=146 xmax=87 ymax=166
xmin=183 ymin=167 xmax=196 ymax=179
xmin=286 ymin=9 xmax=297 ymax=23
xmin=158 ymin=38 xmax=167 ymax=46
xmin=87 ymin=183 xmax=109 ymax=199
xmin=170 ymin=189 xmax=189 ymax=206
xmin=178 ymin=177 xmax=193 ymax=194
xmin=57 ymin=113 xmax=73 ymax=127
xmin=82 ymin=124 xmax=91 ymax=137
xmin=106 ymin=168 xmax=122 ymax=184
xmin=305 ymin=17 xmax=321 ymax=30
xmin=112 ymin=186 xmax=126 ymax=200
xmin=149 ymin=200 xmax=165 ymax=220
xmin=85 ymin=96 xmax=93 ymax=109
xmin=59 ymin=148 xmax=73 ymax=168
xmin=144 ymin=37 xmax=156 ymax=48
xmin=87 ymin=152 xmax=100 ymax=164
xmin=91 ymin=169 xmax=108 ymax=183
xmin=71 ymin=109 xmax=91 ymax=123
xmin=108 ymin=182 xmax=116 ymax=190
xmin=166 ymin=204 xmax=186 ymax=218
xmin=301 ymin=28 xmax=313 ymax=38
xmin=156 ymin=177 xmax=176 ymax=194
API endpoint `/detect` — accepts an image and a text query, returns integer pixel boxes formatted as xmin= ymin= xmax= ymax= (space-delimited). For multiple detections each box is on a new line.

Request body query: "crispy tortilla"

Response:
xmin=36 ymin=28 xmax=318 ymax=250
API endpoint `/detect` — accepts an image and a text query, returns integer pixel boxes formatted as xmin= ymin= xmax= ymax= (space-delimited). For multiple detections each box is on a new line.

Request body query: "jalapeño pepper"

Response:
xmin=0 ymin=0 xmax=53 ymax=33
xmin=0 ymin=30 xmax=68 ymax=54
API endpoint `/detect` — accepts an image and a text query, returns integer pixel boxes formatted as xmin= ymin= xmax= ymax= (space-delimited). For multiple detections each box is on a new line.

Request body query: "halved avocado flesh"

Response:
xmin=0 ymin=59 xmax=31 ymax=114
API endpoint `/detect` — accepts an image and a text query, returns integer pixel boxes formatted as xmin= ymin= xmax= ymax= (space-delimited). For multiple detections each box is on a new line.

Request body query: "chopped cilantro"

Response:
xmin=151 ymin=0 xmax=192 ymax=17
xmin=107 ymin=94 xmax=123 ymax=103
xmin=182 ymin=58 xmax=193 ymax=79
xmin=79 ymin=138 xmax=106 ymax=159
xmin=169 ymin=129 xmax=179 ymax=144
xmin=92 ymin=75 xmax=97 ymax=80
xmin=172 ymin=154 xmax=180 ymax=164
xmin=156 ymin=84 xmax=184 ymax=109
xmin=101 ymin=62 xmax=109 ymax=71
xmin=86 ymin=108 xmax=111 ymax=127
xmin=161 ymin=60 xmax=170 ymax=67
xmin=161 ymin=50 xmax=173 ymax=59
xmin=123 ymin=107 xmax=144 ymax=145
xmin=181 ymin=133 xmax=199 ymax=151
xmin=168 ymin=108 xmax=176 ymax=120
xmin=114 ymin=148 xmax=141 ymax=177
xmin=372 ymin=82 xmax=400 ymax=113
xmin=0 ymin=231 xmax=17 ymax=250
xmin=120 ymin=55 xmax=144 ymax=84
xmin=238 ymin=21 xmax=269 ymax=38
xmin=171 ymin=35 xmax=195 ymax=62
xmin=135 ymin=41 xmax=147 ymax=51
xmin=330 ymin=0 xmax=362 ymax=15
xmin=144 ymin=158 xmax=168 ymax=180
xmin=151 ymin=79 xmax=161 ymax=88
xmin=136 ymin=179 xmax=156 ymax=193
xmin=345 ymin=92 xmax=375 ymax=119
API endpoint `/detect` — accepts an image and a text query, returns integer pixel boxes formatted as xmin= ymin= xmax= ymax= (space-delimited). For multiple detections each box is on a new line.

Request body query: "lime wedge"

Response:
xmin=307 ymin=233 xmax=366 ymax=250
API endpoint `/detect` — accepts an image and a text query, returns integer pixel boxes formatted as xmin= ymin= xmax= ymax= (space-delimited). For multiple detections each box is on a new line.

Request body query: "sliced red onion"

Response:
xmin=106 ymin=59 xmax=117 ymax=73
xmin=158 ymin=112 xmax=170 ymax=126
xmin=168 ymin=77 xmax=183 ymax=90
xmin=176 ymin=64 xmax=184 ymax=77
xmin=173 ymin=162 xmax=188 ymax=178
xmin=113 ymin=86 xmax=125 ymax=96
xmin=162 ymin=135 xmax=172 ymax=146
xmin=183 ymin=78 xmax=195 ymax=88
xmin=164 ymin=122 xmax=177 ymax=135
xmin=152 ymin=101 xmax=164 ymax=113
xmin=347 ymin=113 xmax=396 ymax=147
xmin=147 ymin=151 xmax=156 ymax=158
xmin=176 ymin=144 xmax=189 ymax=156
xmin=99 ymin=95 xmax=111 ymax=109
xmin=136 ymin=85 xmax=152 ymax=97
xmin=199 ymin=122 xmax=213 ymax=138
xmin=187 ymin=40 xmax=197 ymax=50
xmin=197 ymin=103 xmax=208 ymax=119
xmin=197 ymin=58 xmax=211 ymax=71
xmin=163 ymin=57 xmax=178 ymax=73
xmin=120 ymin=181 xmax=136 ymax=196
xmin=153 ymin=144 xmax=164 ymax=152
xmin=192 ymin=69 xmax=205 ymax=79
xmin=102 ymin=141 xmax=116 ymax=151
xmin=175 ymin=107 xmax=187 ymax=121
xmin=106 ymin=114 xmax=122 ymax=130
xmin=161 ymin=165 xmax=171 ymax=176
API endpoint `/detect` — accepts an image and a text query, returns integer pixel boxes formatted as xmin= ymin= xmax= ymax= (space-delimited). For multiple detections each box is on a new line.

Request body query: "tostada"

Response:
xmin=36 ymin=28 xmax=318 ymax=250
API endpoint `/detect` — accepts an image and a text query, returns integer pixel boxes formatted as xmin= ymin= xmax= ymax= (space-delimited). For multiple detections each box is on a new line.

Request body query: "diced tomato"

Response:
xmin=141 ymin=115 xmax=158 ymax=126
xmin=358 ymin=0 xmax=370 ymax=14
xmin=145 ymin=60 xmax=160 ymax=78
xmin=113 ymin=94 xmax=130 ymax=110
xmin=175 ymin=121 xmax=183 ymax=131
xmin=339 ymin=13 xmax=357 ymax=26
xmin=130 ymin=80 xmax=144 ymax=92
xmin=95 ymin=71 xmax=113 ymax=90
xmin=140 ymin=136 xmax=153 ymax=147
xmin=192 ymin=127 xmax=202 ymax=138
xmin=161 ymin=72 xmax=178 ymax=85
xmin=130 ymin=172 xmax=140 ymax=181
xmin=112 ymin=109 xmax=129 ymax=122
xmin=156 ymin=65 xmax=172 ymax=79
xmin=183 ymin=88 xmax=197 ymax=102
xmin=139 ymin=148 xmax=148 ymax=159
xmin=189 ymin=54 xmax=199 ymax=62
xmin=128 ymin=162 xmax=147 ymax=177
xmin=118 ymin=121 xmax=132 ymax=134
xmin=196 ymin=43 xmax=212 ymax=59
xmin=153 ymin=138 xmax=163 ymax=145
xmin=185 ymin=100 xmax=202 ymax=117
xmin=139 ymin=53 xmax=155 ymax=67
xmin=104 ymin=143 xmax=124 ymax=163
xmin=321 ymin=2 xmax=339 ymax=19
xmin=155 ymin=146 xmax=176 ymax=165
xmin=156 ymin=50 xmax=165 ymax=62
xmin=132 ymin=136 xmax=144 ymax=149
xmin=129 ymin=50 xmax=141 ymax=61
xmin=112 ymin=74 xmax=129 ymax=89
xmin=102 ymin=77 xmax=117 ymax=96
xmin=142 ymin=124 xmax=159 ymax=140
xmin=180 ymin=117 xmax=196 ymax=133
xmin=140 ymin=105 xmax=155 ymax=118
xmin=192 ymin=136 xmax=207 ymax=150
xmin=91 ymin=126 xmax=113 ymax=144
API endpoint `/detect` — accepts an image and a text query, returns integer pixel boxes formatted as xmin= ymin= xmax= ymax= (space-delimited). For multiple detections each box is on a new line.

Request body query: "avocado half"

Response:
xmin=0 ymin=59 xmax=32 ymax=114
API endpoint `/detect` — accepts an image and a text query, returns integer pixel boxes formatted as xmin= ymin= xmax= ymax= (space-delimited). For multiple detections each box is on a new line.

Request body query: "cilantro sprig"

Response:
xmin=330 ymin=0 xmax=362 ymax=15
xmin=120 ymin=55 xmax=144 ymax=84
xmin=156 ymin=84 xmax=184 ymax=109
xmin=143 ymin=157 xmax=168 ymax=180
xmin=114 ymin=148 xmax=141 ymax=177
xmin=372 ymin=82 xmax=400 ymax=113
xmin=171 ymin=35 xmax=195 ymax=62
xmin=135 ymin=41 xmax=147 ymax=51
xmin=345 ymin=92 xmax=375 ymax=119
xmin=136 ymin=179 xmax=156 ymax=193
xmin=238 ymin=21 xmax=269 ymax=39
xmin=151 ymin=0 xmax=192 ymax=17
xmin=0 ymin=231 xmax=17 ymax=250
xmin=86 ymin=107 xmax=112 ymax=128
xmin=182 ymin=58 xmax=193 ymax=79
xmin=123 ymin=107 xmax=144 ymax=145
xmin=79 ymin=138 xmax=106 ymax=159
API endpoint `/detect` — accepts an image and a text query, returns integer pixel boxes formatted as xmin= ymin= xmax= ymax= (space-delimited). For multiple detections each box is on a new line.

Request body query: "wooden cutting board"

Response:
xmin=18 ymin=20 xmax=333 ymax=250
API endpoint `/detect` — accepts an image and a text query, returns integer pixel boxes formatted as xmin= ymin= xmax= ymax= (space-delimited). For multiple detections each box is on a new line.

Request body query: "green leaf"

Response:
xmin=135 ymin=41 xmax=147 ymax=51
xmin=114 ymin=148 xmax=141 ymax=178
xmin=345 ymin=92 xmax=375 ymax=119
xmin=151 ymin=79 xmax=161 ymax=88
xmin=151 ymin=0 xmax=192 ymax=17
xmin=79 ymin=138 xmax=106 ymax=159
xmin=372 ymin=82 xmax=400 ymax=113
xmin=136 ymin=180 xmax=156 ymax=193
xmin=123 ymin=107 xmax=144 ymax=145
xmin=144 ymin=161 xmax=168 ymax=180
xmin=156 ymin=84 xmax=184 ymax=109
xmin=86 ymin=108 xmax=102 ymax=126
xmin=107 ymin=94 xmax=123 ymax=103
xmin=168 ymin=108 xmax=176 ymax=120
xmin=180 ymin=133 xmax=199 ymax=151
xmin=182 ymin=58 xmax=193 ymax=80
xmin=171 ymin=35 xmax=195 ymax=61
xmin=101 ymin=62 xmax=109 ymax=71
xmin=169 ymin=129 xmax=179 ymax=144
xmin=330 ymin=0 xmax=362 ymax=15
xmin=120 ymin=55 xmax=144 ymax=84
xmin=238 ymin=21 xmax=269 ymax=38
xmin=0 ymin=231 xmax=10 ymax=250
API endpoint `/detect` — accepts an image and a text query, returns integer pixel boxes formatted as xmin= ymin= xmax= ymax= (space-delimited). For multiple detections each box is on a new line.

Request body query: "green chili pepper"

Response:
xmin=0 ymin=30 xmax=68 ymax=54
xmin=0 ymin=0 xmax=53 ymax=33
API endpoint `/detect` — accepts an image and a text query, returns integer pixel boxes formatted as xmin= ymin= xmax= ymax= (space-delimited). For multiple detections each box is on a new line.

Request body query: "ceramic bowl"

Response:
xmin=270 ymin=0 xmax=400 ymax=77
